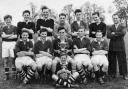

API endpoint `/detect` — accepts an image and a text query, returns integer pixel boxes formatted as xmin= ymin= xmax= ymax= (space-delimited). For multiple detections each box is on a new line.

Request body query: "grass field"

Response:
xmin=0 ymin=32 xmax=128 ymax=89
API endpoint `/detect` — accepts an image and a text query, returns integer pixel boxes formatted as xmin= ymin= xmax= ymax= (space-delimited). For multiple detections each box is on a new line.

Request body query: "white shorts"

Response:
xmin=36 ymin=56 xmax=52 ymax=68
xmin=15 ymin=56 xmax=36 ymax=69
xmin=74 ymin=54 xmax=92 ymax=66
xmin=91 ymin=55 xmax=109 ymax=67
xmin=2 ymin=41 xmax=16 ymax=58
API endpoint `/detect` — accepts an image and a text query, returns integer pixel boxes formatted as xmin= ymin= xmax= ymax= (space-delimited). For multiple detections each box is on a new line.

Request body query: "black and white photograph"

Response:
xmin=0 ymin=0 xmax=128 ymax=89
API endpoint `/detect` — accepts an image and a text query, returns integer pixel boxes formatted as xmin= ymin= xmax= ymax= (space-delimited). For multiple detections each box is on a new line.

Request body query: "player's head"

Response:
xmin=21 ymin=30 xmax=29 ymax=41
xmin=41 ymin=6 xmax=49 ymax=19
xmin=78 ymin=27 xmax=85 ymax=37
xmin=4 ymin=15 xmax=12 ymax=25
xmin=60 ymin=52 xmax=67 ymax=64
xmin=112 ymin=13 xmax=120 ymax=24
xmin=95 ymin=30 xmax=103 ymax=41
xmin=75 ymin=9 xmax=82 ymax=21
xmin=59 ymin=13 xmax=66 ymax=24
xmin=92 ymin=12 xmax=100 ymax=23
xmin=39 ymin=28 xmax=47 ymax=41
xmin=22 ymin=10 xmax=31 ymax=21
xmin=58 ymin=27 xmax=66 ymax=38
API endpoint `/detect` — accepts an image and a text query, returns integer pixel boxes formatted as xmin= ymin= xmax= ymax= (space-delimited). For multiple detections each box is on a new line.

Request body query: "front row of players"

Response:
xmin=13 ymin=27 xmax=108 ymax=87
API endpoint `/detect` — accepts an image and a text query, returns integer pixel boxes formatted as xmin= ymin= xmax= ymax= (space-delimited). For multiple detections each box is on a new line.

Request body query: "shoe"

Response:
xmin=83 ymin=78 xmax=88 ymax=85
xmin=123 ymin=75 xmax=128 ymax=80
xmin=98 ymin=78 xmax=105 ymax=85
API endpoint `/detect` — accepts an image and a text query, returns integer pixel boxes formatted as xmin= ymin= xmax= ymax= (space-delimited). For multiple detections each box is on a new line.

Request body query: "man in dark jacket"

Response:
xmin=107 ymin=13 xmax=128 ymax=80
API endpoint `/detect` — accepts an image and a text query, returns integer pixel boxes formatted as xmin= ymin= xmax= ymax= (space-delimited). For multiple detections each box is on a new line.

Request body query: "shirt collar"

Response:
xmin=20 ymin=39 xmax=30 ymax=42
xmin=94 ymin=38 xmax=104 ymax=42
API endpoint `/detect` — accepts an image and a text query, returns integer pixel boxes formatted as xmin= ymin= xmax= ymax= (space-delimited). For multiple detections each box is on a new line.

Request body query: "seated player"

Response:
xmin=91 ymin=31 xmax=108 ymax=84
xmin=52 ymin=27 xmax=73 ymax=74
xmin=15 ymin=30 xmax=36 ymax=84
xmin=33 ymin=28 xmax=53 ymax=80
xmin=2 ymin=15 xmax=17 ymax=80
xmin=52 ymin=52 xmax=79 ymax=88
xmin=73 ymin=28 xmax=93 ymax=84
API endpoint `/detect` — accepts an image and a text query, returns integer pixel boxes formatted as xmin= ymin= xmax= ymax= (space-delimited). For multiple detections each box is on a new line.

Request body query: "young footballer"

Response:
xmin=73 ymin=28 xmax=93 ymax=84
xmin=15 ymin=30 xmax=36 ymax=84
xmin=2 ymin=15 xmax=17 ymax=80
xmin=91 ymin=31 xmax=109 ymax=84
xmin=17 ymin=10 xmax=35 ymax=42
xmin=52 ymin=51 xmax=79 ymax=88
xmin=33 ymin=28 xmax=53 ymax=79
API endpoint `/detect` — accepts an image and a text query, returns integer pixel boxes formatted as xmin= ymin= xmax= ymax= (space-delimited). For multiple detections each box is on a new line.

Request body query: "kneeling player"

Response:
xmin=52 ymin=52 xmax=79 ymax=88
xmin=91 ymin=31 xmax=108 ymax=84
xmin=15 ymin=30 xmax=36 ymax=84
xmin=73 ymin=28 xmax=93 ymax=84
xmin=33 ymin=28 xmax=53 ymax=79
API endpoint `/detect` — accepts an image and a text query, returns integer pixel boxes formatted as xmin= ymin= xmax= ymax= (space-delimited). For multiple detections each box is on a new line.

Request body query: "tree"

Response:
xmin=62 ymin=4 xmax=74 ymax=24
xmin=113 ymin=0 xmax=128 ymax=27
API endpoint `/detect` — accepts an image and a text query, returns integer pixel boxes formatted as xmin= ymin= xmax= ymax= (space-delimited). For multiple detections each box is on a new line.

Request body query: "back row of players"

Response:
xmin=2 ymin=6 xmax=127 ymax=87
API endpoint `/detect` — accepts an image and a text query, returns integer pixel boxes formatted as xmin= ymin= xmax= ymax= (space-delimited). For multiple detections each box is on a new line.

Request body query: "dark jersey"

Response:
xmin=17 ymin=22 xmax=35 ymax=39
xmin=33 ymin=40 xmax=53 ymax=54
xmin=89 ymin=22 xmax=106 ymax=38
xmin=36 ymin=19 xmax=54 ymax=36
xmin=2 ymin=25 xmax=17 ymax=41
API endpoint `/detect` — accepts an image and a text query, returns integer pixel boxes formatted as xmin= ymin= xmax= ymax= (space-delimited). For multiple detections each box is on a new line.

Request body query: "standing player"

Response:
xmin=17 ymin=10 xmax=35 ymax=42
xmin=15 ymin=30 xmax=36 ymax=84
xmin=36 ymin=6 xmax=54 ymax=41
xmin=91 ymin=31 xmax=108 ymax=84
xmin=71 ymin=9 xmax=87 ymax=39
xmin=73 ymin=28 xmax=93 ymax=84
xmin=2 ymin=15 xmax=17 ymax=80
xmin=89 ymin=12 xmax=106 ymax=38
xmin=52 ymin=52 xmax=79 ymax=88
xmin=33 ymin=28 xmax=53 ymax=80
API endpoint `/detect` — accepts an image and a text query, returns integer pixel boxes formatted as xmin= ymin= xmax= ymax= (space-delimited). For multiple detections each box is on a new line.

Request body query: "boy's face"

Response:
xmin=96 ymin=32 xmax=103 ymax=41
xmin=4 ymin=18 xmax=12 ymax=25
xmin=93 ymin=14 xmax=100 ymax=23
xmin=60 ymin=55 xmax=67 ymax=64
xmin=59 ymin=29 xmax=66 ymax=38
xmin=78 ymin=28 xmax=85 ymax=37
xmin=76 ymin=12 xmax=81 ymax=21
xmin=21 ymin=32 xmax=29 ymax=41
xmin=23 ymin=13 xmax=30 ymax=21
xmin=42 ymin=9 xmax=49 ymax=19
xmin=40 ymin=32 xmax=47 ymax=40
xmin=59 ymin=15 xmax=66 ymax=24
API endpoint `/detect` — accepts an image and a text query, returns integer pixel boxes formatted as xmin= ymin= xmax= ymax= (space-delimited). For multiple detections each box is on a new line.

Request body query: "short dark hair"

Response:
xmin=92 ymin=12 xmax=100 ymax=17
xmin=23 ymin=10 xmax=30 ymax=15
xmin=58 ymin=27 xmax=66 ymax=32
xmin=41 ymin=6 xmax=48 ymax=11
xmin=112 ymin=13 xmax=119 ymax=18
xmin=4 ymin=15 xmax=12 ymax=20
xmin=75 ymin=9 xmax=82 ymax=14
xmin=40 ymin=28 xmax=48 ymax=33
xmin=21 ymin=30 xmax=29 ymax=34
xmin=59 ymin=13 xmax=66 ymax=17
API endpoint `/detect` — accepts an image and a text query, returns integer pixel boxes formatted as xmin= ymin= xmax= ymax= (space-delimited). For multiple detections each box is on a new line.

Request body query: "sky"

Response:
xmin=0 ymin=0 xmax=117 ymax=25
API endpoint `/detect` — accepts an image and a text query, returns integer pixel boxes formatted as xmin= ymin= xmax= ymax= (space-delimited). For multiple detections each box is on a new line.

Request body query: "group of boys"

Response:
xmin=2 ymin=6 xmax=127 ymax=88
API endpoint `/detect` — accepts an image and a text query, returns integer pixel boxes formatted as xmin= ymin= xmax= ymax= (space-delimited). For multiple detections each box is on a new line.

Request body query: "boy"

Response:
xmin=73 ymin=28 xmax=93 ymax=84
xmin=15 ymin=30 xmax=36 ymax=84
xmin=2 ymin=15 xmax=17 ymax=80
xmin=91 ymin=31 xmax=108 ymax=84
xmin=52 ymin=52 xmax=79 ymax=88
xmin=33 ymin=28 xmax=53 ymax=80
